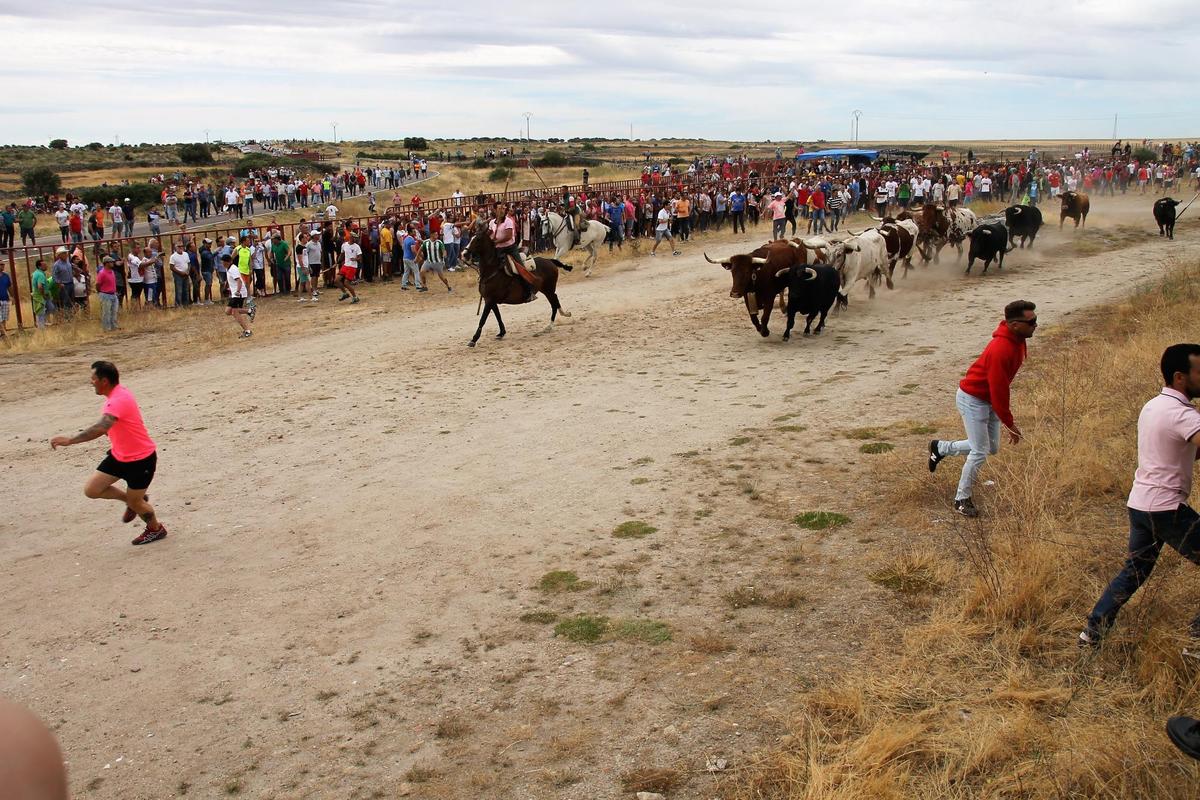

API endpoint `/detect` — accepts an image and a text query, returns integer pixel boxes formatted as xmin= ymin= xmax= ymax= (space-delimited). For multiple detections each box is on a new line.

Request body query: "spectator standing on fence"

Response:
xmin=52 ymin=248 xmax=75 ymax=320
xmin=97 ymin=256 xmax=118 ymax=331
xmin=400 ymin=226 xmax=424 ymax=291
xmin=1080 ymin=344 xmax=1200 ymax=649
xmin=31 ymin=259 xmax=49 ymax=328
xmin=168 ymin=242 xmax=191 ymax=307
xmin=0 ymin=261 xmax=10 ymax=340
xmin=269 ymin=231 xmax=291 ymax=295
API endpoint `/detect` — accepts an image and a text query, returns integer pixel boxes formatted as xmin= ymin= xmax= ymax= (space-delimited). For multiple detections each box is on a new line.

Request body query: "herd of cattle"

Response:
xmin=707 ymin=192 xmax=1188 ymax=341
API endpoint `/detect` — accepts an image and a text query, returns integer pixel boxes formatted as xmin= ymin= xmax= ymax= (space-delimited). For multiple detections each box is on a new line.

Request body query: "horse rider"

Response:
xmin=489 ymin=202 xmax=536 ymax=299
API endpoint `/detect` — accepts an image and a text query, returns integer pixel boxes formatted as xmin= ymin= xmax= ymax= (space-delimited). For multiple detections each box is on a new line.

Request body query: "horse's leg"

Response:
xmin=469 ymin=301 xmax=492 ymax=347
xmin=493 ymin=304 xmax=507 ymax=339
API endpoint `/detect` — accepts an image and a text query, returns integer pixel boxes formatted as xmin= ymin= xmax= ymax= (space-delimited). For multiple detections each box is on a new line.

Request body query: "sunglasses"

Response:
xmin=1012 ymin=316 xmax=1038 ymax=326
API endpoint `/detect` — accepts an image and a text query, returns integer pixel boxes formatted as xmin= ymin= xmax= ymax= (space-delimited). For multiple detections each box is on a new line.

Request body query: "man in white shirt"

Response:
xmin=54 ymin=207 xmax=69 ymax=243
xmin=651 ymin=205 xmax=680 ymax=256
xmin=125 ymin=249 xmax=144 ymax=304
xmin=980 ymin=175 xmax=992 ymax=201
xmin=325 ymin=204 xmax=338 ymax=220
xmin=338 ymin=238 xmax=361 ymax=304
xmin=223 ymin=253 xmax=252 ymax=338
xmin=168 ymin=242 xmax=192 ymax=306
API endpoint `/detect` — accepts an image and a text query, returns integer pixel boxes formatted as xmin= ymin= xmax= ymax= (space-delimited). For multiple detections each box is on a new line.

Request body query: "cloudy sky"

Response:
xmin=4 ymin=0 xmax=1197 ymax=146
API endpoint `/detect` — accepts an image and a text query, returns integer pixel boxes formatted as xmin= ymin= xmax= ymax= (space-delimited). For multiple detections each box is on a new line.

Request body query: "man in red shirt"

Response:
xmin=928 ymin=300 xmax=1038 ymax=517
xmin=50 ymin=360 xmax=167 ymax=545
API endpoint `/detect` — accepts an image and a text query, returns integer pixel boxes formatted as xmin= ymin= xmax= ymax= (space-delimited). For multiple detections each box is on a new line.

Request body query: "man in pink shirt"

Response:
xmin=1081 ymin=344 xmax=1200 ymax=647
xmin=50 ymin=361 xmax=167 ymax=546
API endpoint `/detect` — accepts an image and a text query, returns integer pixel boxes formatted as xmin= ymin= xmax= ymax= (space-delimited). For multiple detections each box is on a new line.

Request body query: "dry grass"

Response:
xmin=725 ymin=257 xmax=1200 ymax=799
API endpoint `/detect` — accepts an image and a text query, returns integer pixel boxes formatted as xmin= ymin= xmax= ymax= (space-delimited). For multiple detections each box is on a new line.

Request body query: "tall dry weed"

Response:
xmin=727 ymin=258 xmax=1200 ymax=798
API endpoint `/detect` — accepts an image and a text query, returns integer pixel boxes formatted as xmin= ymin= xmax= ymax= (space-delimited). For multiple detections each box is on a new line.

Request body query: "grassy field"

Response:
xmin=727 ymin=257 xmax=1200 ymax=799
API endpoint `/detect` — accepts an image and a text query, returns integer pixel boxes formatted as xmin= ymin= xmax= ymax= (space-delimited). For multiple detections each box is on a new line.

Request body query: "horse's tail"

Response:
xmin=550 ymin=259 xmax=573 ymax=272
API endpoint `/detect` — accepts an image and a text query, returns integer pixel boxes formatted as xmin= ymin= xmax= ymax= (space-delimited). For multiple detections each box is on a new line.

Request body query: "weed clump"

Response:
xmin=793 ymin=511 xmax=851 ymax=530
xmin=613 ymin=520 xmax=657 ymax=538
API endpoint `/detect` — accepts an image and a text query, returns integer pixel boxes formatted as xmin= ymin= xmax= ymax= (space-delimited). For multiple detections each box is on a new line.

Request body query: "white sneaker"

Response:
xmin=298 ymin=297 xmax=308 ymax=302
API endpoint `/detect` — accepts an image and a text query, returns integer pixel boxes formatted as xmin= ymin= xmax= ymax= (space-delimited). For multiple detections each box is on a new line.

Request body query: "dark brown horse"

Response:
xmin=462 ymin=222 xmax=572 ymax=347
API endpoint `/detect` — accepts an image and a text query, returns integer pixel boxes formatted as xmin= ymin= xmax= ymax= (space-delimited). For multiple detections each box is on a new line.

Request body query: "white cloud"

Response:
xmin=1 ymin=0 xmax=1197 ymax=144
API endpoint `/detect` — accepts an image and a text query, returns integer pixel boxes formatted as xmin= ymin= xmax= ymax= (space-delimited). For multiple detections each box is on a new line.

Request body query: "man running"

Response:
xmin=928 ymin=300 xmax=1037 ymax=517
xmin=338 ymin=234 xmax=362 ymax=304
xmin=224 ymin=253 xmax=254 ymax=338
xmin=50 ymin=360 xmax=167 ymax=546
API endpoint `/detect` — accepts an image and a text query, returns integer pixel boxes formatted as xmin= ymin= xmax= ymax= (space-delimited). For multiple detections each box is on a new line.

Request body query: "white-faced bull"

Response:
xmin=707 ymin=237 xmax=826 ymax=338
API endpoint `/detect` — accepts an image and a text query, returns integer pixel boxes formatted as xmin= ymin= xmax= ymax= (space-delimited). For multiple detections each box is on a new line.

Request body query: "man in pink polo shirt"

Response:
xmin=50 ymin=361 xmax=167 ymax=546
xmin=1081 ymin=344 xmax=1200 ymax=647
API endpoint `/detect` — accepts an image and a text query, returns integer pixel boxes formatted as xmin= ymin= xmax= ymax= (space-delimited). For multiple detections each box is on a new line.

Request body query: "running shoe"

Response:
xmin=339 ymin=292 xmax=350 ymax=301
xmin=447 ymin=286 xmax=453 ymax=293
xmin=1078 ymin=629 xmax=1100 ymax=649
xmin=672 ymin=250 xmax=681 ymax=255
xmin=351 ymin=296 xmax=361 ymax=304
xmin=928 ymin=440 xmax=945 ymax=473
xmin=953 ymin=498 xmax=979 ymax=518
xmin=131 ymin=525 xmax=168 ymax=546
xmin=248 ymin=305 xmax=257 ymax=322
xmin=418 ymin=287 xmax=428 ymax=292
xmin=240 ymin=330 xmax=253 ymax=339
xmin=122 ymin=494 xmax=147 ymax=524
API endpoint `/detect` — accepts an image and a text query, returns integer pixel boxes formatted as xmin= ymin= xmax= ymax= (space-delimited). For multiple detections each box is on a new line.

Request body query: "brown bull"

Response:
xmin=1060 ymin=191 xmax=1090 ymax=229
xmin=706 ymin=239 xmax=826 ymax=338
xmin=904 ymin=204 xmax=950 ymax=262
xmin=877 ymin=220 xmax=917 ymax=278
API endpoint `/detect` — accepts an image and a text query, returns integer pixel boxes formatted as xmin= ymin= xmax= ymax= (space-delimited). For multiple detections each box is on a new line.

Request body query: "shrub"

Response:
xmin=537 ymin=150 xmax=567 ymax=168
xmin=613 ymin=521 xmax=657 ymax=539
xmin=49 ymin=139 xmax=68 ymax=150
xmin=178 ymin=143 xmax=214 ymax=165
xmin=1132 ymin=147 xmax=1157 ymax=164
xmin=488 ymin=166 xmax=513 ymax=182
xmin=22 ymin=166 xmax=61 ymax=196
xmin=403 ymin=136 xmax=428 ymax=151
xmin=554 ymin=614 xmax=610 ymax=643
xmin=85 ymin=142 xmax=104 ymax=151
xmin=792 ymin=511 xmax=850 ymax=530
xmin=76 ymin=183 xmax=161 ymax=209
xmin=581 ymin=142 xmax=597 ymax=152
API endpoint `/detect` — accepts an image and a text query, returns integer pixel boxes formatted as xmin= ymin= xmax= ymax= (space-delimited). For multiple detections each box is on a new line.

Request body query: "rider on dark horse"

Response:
xmin=489 ymin=202 xmax=537 ymax=300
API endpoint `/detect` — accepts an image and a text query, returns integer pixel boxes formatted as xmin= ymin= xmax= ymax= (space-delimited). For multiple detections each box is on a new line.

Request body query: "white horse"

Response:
xmin=545 ymin=211 xmax=608 ymax=276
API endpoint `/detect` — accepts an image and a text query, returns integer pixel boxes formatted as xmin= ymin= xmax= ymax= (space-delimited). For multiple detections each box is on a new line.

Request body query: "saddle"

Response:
xmin=504 ymin=254 xmax=541 ymax=303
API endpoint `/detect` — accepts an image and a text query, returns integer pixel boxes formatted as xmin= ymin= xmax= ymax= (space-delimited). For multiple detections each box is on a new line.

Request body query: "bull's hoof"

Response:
xmin=782 ymin=332 xmax=790 ymax=342
xmin=496 ymin=332 xmax=506 ymax=339
xmin=760 ymin=328 xmax=770 ymax=338
xmin=804 ymin=331 xmax=811 ymax=337
xmin=467 ymin=340 xmax=477 ymax=348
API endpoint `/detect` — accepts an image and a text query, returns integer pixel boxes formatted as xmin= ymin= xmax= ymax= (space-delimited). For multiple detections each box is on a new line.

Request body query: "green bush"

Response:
xmin=403 ymin=136 xmax=428 ymax=151
xmin=1132 ymin=147 xmax=1157 ymax=164
xmin=49 ymin=139 xmax=68 ymax=150
xmin=22 ymin=166 xmax=61 ymax=196
xmin=76 ymin=183 xmax=161 ymax=209
xmin=488 ymin=166 xmax=513 ymax=182
xmin=537 ymin=150 xmax=567 ymax=167
xmin=85 ymin=142 xmax=104 ymax=151
xmin=581 ymin=142 xmax=597 ymax=152
xmin=178 ymin=143 xmax=214 ymax=165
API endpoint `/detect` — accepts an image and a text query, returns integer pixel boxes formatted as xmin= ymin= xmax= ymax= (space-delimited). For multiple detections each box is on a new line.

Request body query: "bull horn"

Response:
xmin=703 ymin=252 xmax=724 ymax=264
xmin=804 ymin=268 xmax=817 ymax=280
xmin=775 ymin=268 xmax=789 ymax=278
xmin=787 ymin=240 xmax=801 ymax=248
xmin=751 ymin=257 xmax=768 ymax=264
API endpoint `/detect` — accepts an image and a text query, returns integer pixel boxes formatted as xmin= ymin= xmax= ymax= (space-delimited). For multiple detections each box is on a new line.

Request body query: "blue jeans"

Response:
xmin=445 ymin=242 xmax=459 ymax=268
xmin=99 ymin=292 xmax=118 ymax=330
xmin=936 ymin=388 xmax=1000 ymax=501
xmin=400 ymin=258 xmax=423 ymax=288
xmin=1087 ymin=505 xmax=1200 ymax=637
xmin=173 ymin=274 xmax=190 ymax=306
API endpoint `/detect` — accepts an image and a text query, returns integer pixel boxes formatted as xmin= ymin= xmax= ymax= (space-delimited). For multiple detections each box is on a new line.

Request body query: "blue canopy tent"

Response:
xmin=795 ymin=148 xmax=879 ymax=162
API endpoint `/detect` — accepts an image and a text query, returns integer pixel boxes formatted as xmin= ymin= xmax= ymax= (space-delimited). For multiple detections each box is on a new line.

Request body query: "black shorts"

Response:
xmin=97 ymin=450 xmax=157 ymax=491
xmin=228 ymin=297 xmax=245 ymax=308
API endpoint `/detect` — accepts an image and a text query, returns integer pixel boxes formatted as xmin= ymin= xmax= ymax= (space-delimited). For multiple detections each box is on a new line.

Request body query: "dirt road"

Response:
xmin=2 ymin=196 xmax=1195 ymax=799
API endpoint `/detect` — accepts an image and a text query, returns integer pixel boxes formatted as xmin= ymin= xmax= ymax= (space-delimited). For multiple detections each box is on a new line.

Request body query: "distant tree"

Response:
xmin=85 ymin=142 xmax=104 ymax=151
xmin=403 ymin=136 xmax=428 ymax=151
xmin=23 ymin=166 xmax=62 ymax=196
xmin=178 ymin=142 xmax=215 ymax=165
xmin=537 ymin=150 xmax=567 ymax=168
xmin=1132 ymin=147 xmax=1157 ymax=163
xmin=488 ymin=166 xmax=514 ymax=182
xmin=48 ymin=139 xmax=68 ymax=150
xmin=581 ymin=142 xmax=597 ymax=152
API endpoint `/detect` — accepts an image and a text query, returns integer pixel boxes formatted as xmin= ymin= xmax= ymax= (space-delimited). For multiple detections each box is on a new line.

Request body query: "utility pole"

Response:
xmin=1112 ymin=113 xmax=1118 ymax=140
xmin=630 ymin=122 xmax=634 ymax=141
xmin=523 ymin=112 xmax=532 ymax=141
xmin=204 ymin=128 xmax=210 ymax=145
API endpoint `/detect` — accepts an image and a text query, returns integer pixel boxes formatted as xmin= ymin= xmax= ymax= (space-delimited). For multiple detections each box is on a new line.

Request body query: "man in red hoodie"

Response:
xmin=928 ymin=300 xmax=1038 ymax=517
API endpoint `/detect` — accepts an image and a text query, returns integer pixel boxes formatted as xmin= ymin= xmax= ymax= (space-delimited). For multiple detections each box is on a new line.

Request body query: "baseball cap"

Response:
xmin=202 ymin=237 xmax=213 ymax=244
xmin=101 ymin=256 xmax=114 ymax=264
xmin=55 ymin=246 xmax=68 ymax=254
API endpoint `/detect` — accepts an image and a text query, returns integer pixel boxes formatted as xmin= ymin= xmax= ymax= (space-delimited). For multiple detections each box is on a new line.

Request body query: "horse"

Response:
xmin=545 ymin=211 xmax=608 ymax=276
xmin=461 ymin=222 xmax=572 ymax=347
